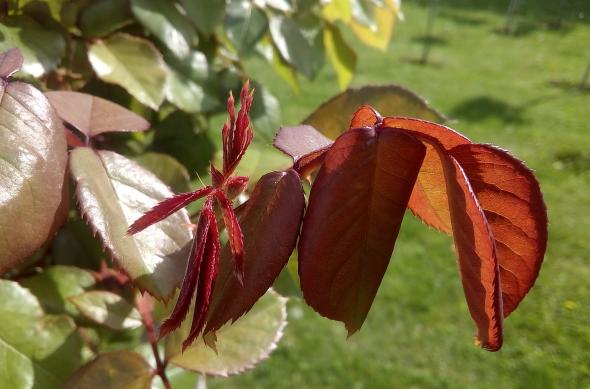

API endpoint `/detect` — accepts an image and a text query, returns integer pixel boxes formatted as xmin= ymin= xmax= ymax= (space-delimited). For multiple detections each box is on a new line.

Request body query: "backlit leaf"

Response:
xmin=304 ymin=85 xmax=446 ymax=139
xmin=322 ymin=0 xmax=352 ymax=23
xmin=203 ymin=170 xmax=304 ymax=337
xmin=131 ymin=0 xmax=198 ymax=59
xmin=298 ymin=127 xmax=426 ymax=335
xmin=0 ymin=280 xmax=84 ymax=388
xmin=69 ymin=147 xmax=192 ymax=300
xmin=166 ymin=290 xmax=287 ymax=376
xmin=0 ymin=47 xmax=24 ymax=78
xmin=0 ymin=81 xmax=67 ymax=273
xmin=64 ymin=350 xmax=152 ymax=389
xmin=70 ymin=291 xmax=142 ymax=330
xmin=450 ymin=143 xmax=548 ymax=317
xmin=88 ymin=34 xmax=168 ymax=109
xmin=270 ymin=44 xmax=300 ymax=93
xmin=324 ymin=23 xmax=356 ymax=89
xmin=46 ymin=91 xmax=150 ymax=138
xmin=0 ymin=16 xmax=65 ymax=77
xmin=350 ymin=2 xmax=396 ymax=51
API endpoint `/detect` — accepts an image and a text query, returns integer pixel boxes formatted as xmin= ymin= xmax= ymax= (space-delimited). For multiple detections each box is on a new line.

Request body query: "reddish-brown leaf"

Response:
xmin=0 ymin=48 xmax=24 ymax=79
xmin=45 ymin=91 xmax=150 ymax=138
xmin=215 ymin=191 xmax=244 ymax=281
xmin=203 ymin=170 xmax=305 ymax=342
xmin=383 ymin=117 xmax=470 ymax=233
xmin=298 ymin=127 xmax=426 ymax=335
xmin=450 ymin=143 xmax=547 ymax=316
xmin=128 ymin=187 xmax=213 ymax=235
xmin=349 ymin=105 xmax=381 ymax=128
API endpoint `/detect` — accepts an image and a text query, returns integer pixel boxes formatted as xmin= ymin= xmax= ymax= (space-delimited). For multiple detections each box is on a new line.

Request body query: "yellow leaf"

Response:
xmin=322 ymin=0 xmax=352 ymax=23
xmin=350 ymin=4 xmax=396 ymax=51
xmin=324 ymin=24 xmax=356 ymax=90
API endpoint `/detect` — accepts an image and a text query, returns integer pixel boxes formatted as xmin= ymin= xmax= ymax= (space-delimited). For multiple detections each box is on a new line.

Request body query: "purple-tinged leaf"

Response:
xmin=203 ymin=170 xmax=304 ymax=341
xmin=128 ymin=186 xmax=213 ymax=235
xmin=273 ymin=125 xmax=333 ymax=161
xmin=69 ymin=148 xmax=192 ymax=300
xmin=0 ymin=48 xmax=24 ymax=78
xmin=0 ymin=81 xmax=67 ymax=274
xmin=298 ymin=127 xmax=426 ymax=335
xmin=45 ymin=91 xmax=150 ymax=138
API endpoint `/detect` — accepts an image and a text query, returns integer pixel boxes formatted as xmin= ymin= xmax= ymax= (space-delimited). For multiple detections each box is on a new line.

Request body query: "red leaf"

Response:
xmin=215 ymin=191 xmax=244 ymax=282
xmin=450 ymin=144 xmax=547 ymax=316
xmin=203 ymin=170 xmax=305 ymax=342
xmin=273 ymin=125 xmax=333 ymax=161
xmin=184 ymin=210 xmax=220 ymax=350
xmin=225 ymin=175 xmax=249 ymax=199
xmin=222 ymin=81 xmax=254 ymax=175
xmin=0 ymin=48 xmax=24 ymax=78
xmin=128 ymin=186 xmax=213 ymax=235
xmin=159 ymin=207 xmax=212 ymax=340
xmin=298 ymin=127 xmax=426 ymax=335
xmin=45 ymin=91 xmax=150 ymax=138
xmin=383 ymin=117 xmax=470 ymax=233
xmin=349 ymin=105 xmax=381 ymax=128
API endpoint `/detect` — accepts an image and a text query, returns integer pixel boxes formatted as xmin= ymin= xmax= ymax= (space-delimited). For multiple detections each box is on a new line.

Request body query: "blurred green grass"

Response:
xmin=209 ymin=1 xmax=590 ymax=387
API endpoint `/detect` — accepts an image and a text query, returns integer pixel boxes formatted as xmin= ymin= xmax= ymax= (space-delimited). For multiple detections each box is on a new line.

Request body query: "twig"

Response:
xmin=136 ymin=293 xmax=171 ymax=389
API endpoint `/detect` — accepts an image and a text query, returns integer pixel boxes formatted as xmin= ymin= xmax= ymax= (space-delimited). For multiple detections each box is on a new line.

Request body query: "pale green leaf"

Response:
xmin=69 ymin=147 xmax=192 ymax=300
xmin=270 ymin=44 xmax=300 ymax=93
xmin=0 ymin=81 xmax=67 ymax=273
xmin=88 ymin=34 xmax=168 ymax=109
xmin=0 ymin=16 xmax=65 ymax=77
xmin=70 ymin=291 xmax=142 ymax=330
xmin=165 ymin=290 xmax=287 ymax=376
xmin=324 ymin=24 xmax=356 ymax=89
xmin=0 ymin=280 xmax=84 ymax=388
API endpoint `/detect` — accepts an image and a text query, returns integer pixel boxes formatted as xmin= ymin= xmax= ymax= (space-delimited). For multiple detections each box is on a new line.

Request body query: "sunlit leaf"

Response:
xmin=166 ymin=290 xmax=287 ymax=376
xmin=88 ymin=34 xmax=168 ymax=109
xmin=273 ymin=124 xmax=333 ymax=161
xmin=64 ymin=350 xmax=152 ymax=389
xmin=0 ymin=47 xmax=24 ymax=78
xmin=70 ymin=291 xmax=142 ymax=330
xmin=0 ymin=280 xmax=84 ymax=388
xmin=79 ymin=0 xmax=134 ymax=37
xmin=324 ymin=23 xmax=356 ymax=89
xmin=204 ymin=170 xmax=304 ymax=337
xmin=304 ymin=85 xmax=447 ymax=139
xmin=131 ymin=0 xmax=198 ymax=59
xmin=46 ymin=91 xmax=150 ymax=138
xmin=20 ymin=265 xmax=96 ymax=318
xmin=0 ymin=16 xmax=65 ymax=77
xmin=165 ymin=63 xmax=205 ymax=113
xmin=298 ymin=127 xmax=426 ymax=335
xmin=224 ymin=0 xmax=268 ymax=54
xmin=270 ymin=43 xmax=300 ymax=93
xmin=0 ymin=81 xmax=67 ymax=274
xmin=69 ymin=147 xmax=192 ymax=300
xmin=182 ymin=0 xmax=225 ymax=35
xmin=350 ymin=2 xmax=396 ymax=51
xmin=134 ymin=152 xmax=191 ymax=192
xmin=450 ymin=143 xmax=548 ymax=317
xmin=322 ymin=0 xmax=352 ymax=23
xmin=249 ymin=82 xmax=281 ymax=142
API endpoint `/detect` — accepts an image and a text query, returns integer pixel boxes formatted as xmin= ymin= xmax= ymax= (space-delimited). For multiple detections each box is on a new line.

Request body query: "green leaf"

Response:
xmin=224 ymin=0 xmax=269 ymax=54
xmin=20 ymin=266 xmax=96 ymax=318
xmin=69 ymin=147 xmax=192 ymax=300
xmin=350 ymin=2 xmax=397 ymax=51
xmin=19 ymin=0 xmax=69 ymax=22
xmin=269 ymin=15 xmax=318 ymax=79
xmin=70 ymin=291 xmax=142 ymax=330
xmin=0 ymin=16 xmax=65 ymax=77
xmin=0 ymin=280 xmax=84 ymax=388
xmin=182 ymin=0 xmax=225 ymax=35
xmin=165 ymin=290 xmax=287 ymax=376
xmin=88 ymin=34 xmax=168 ymax=109
xmin=79 ymin=0 xmax=133 ymax=37
xmin=64 ymin=350 xmax=152 ymax=389
xmin=304 ymin=85 xmax=448 ymax=139
xmin=250 ymin=82 xmax=281 ymax=142
xmin=165 ymin=64 xmax=205 ymax=113
xmin=131 ymin=0 xmax=198 ymax=59
xmin=133 ymin=152 xmax=191 ymax=192
xmin=0 ymin=81 xmax=68 ymax=274
xmin=270 ymin=43 xmax=300 ymax=93
xmin=324 ymin=24 xmax=356 ymax=90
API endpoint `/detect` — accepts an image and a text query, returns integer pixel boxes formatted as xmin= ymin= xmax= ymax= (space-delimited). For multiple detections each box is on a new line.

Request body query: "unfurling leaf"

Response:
xmin=298 ymin=127 xmax=426 ymax=335
xmin=203 ymin=170 xmax=305 ymax=340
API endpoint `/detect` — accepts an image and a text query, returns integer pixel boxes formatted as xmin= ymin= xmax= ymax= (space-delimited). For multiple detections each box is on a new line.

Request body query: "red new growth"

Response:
xmin=128 ymin=82 xmax=254 ymax=349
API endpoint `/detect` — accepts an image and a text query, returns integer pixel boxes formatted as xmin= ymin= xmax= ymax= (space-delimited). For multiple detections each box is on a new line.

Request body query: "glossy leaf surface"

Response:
xmin=166 ymin=290 xmax=287 ymax=377
xmin=70 ymin=291 xmax=142 ymax=330
xmin=273 ymin=124 xmax=333 ymax=161
xmin=46 ymin=91 xmax=149 ymax=137
xmin=0 ymin=280 xmax=84 ymax=388
xmin=298 ymin=127 xmax=426 ymax=334
xmin=0 ymin=47 xmax=24 ymax=78
xmin=70 ymin=148 xmax=192 ymax=300
xmin=0 ymin=81 xmax=67 ymax=273
xmin=64 ymin=350 xmax=152 ymax=389
xmin=88 ymin=34 xmax=168 ymax=109
xmin=204 ymin=170 xmax=305 ymax=337
xmin=450 ymin=143 xmax=548 ymax=316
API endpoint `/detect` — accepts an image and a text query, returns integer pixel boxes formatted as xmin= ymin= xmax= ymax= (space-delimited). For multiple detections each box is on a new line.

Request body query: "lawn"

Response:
xmin=207 ymin=1 xmax=590 ymax=387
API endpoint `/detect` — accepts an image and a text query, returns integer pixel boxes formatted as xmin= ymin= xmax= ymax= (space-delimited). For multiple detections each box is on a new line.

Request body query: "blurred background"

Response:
xmin=2 ymin=0 xmax=589 ymax=387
